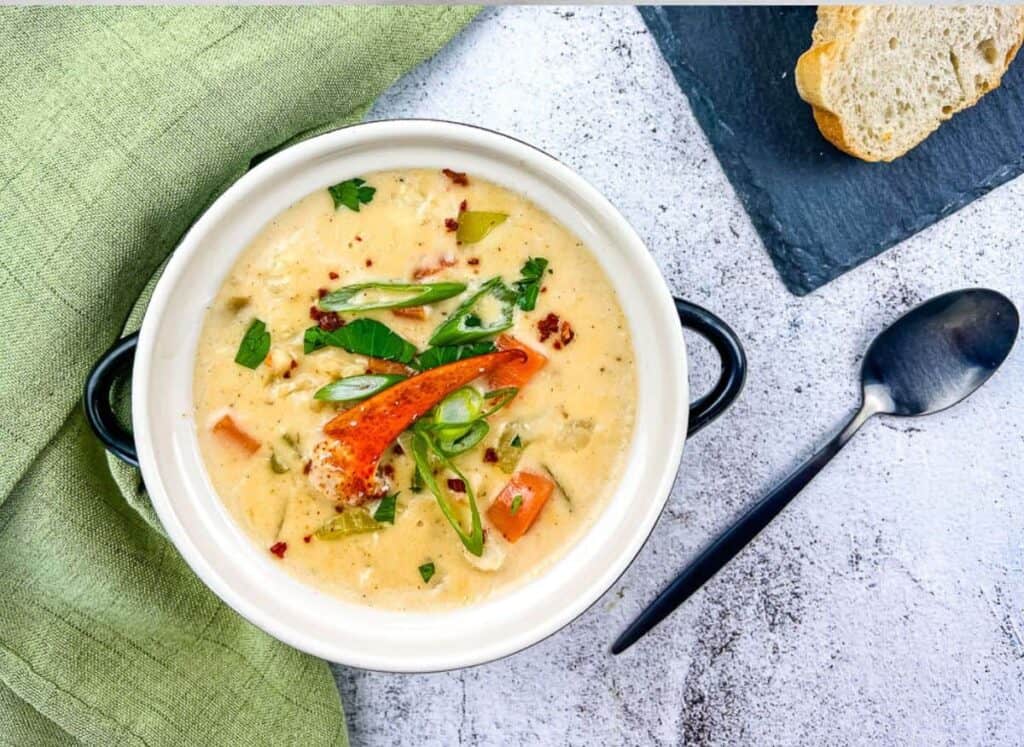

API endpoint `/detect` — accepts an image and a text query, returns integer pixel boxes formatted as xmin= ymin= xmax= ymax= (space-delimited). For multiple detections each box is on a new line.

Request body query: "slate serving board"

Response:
xmin=641 ymin=6 xmax=1024 ymax=295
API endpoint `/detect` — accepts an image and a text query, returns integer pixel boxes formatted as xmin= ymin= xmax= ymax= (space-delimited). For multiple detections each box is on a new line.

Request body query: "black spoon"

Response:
xmin=613 ymin=288 xmax=1019 ymax=654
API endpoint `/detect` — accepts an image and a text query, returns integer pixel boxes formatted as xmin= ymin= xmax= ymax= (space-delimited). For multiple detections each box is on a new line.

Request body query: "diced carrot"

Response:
xmin=486 ymin=471 xmax=554 ymax=543
xmin=320 ymin=349 xmax=526 ymax=500
xmin=365 ymin=357 xmax=414 ymax=375
xmin=392 ymin=306 xmax=427 ymax=320
xmin=212 ymin=414 xmax=260 ymax=454
xmin=487 ymin=334 xmax=548 ymax=391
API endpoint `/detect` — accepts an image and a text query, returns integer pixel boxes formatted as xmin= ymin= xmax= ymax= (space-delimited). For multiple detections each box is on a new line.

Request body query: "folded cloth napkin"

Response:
xmin=0 ymin=7 xmax=476 ymax=744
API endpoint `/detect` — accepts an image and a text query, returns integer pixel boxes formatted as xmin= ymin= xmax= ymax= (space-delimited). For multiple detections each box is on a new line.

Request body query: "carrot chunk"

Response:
xmin=319 ymin=349 xmax=526 ymax=501
xmin=486 ymin=471 xmax=554 ymax=543
xmin=212 ymin=414 xmax=260 ymax=454
xmin=487 ymin=334 xmax=547 ymax=391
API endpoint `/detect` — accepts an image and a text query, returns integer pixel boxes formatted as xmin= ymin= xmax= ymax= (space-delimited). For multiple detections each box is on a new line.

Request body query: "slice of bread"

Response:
xmin=795 ymin=6 xmax=1024 ymax=162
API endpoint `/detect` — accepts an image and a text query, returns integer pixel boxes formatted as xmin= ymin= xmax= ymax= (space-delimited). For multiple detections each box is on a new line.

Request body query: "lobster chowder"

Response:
xmin=193 ymin=168 xmax=637 ymax=610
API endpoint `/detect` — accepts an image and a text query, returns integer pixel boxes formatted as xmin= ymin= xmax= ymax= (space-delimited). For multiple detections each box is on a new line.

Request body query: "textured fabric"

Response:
xmin=0 ymin=7 xmax=476 ymax=744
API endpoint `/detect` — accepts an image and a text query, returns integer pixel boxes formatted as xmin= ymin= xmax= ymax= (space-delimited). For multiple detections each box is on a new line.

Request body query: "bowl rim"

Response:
xmin=132 ymin=118 xmax=689 ymax=671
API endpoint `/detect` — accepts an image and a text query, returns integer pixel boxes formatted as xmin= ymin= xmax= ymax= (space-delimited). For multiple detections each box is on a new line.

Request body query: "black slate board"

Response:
xmin=641 ymin=6 xmax=1024 ymax=295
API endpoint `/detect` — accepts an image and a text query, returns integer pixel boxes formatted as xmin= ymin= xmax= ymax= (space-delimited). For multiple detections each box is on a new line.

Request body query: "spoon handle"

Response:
xmin=611 ymin=402 xmax=876 ymax=655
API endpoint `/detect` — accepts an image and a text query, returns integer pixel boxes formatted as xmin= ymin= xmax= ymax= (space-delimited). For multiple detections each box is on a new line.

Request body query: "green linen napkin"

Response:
xmin=0 ymin=7 xmax=477 ymax=744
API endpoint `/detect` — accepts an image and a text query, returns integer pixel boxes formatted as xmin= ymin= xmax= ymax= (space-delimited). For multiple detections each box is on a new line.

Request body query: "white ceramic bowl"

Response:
xmin=85 ymin=120 xmax=743 ymax=671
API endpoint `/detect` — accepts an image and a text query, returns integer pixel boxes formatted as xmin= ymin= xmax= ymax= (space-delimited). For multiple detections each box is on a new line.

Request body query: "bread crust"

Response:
xmin=795 ymin=6 xmax=1024 ymax=162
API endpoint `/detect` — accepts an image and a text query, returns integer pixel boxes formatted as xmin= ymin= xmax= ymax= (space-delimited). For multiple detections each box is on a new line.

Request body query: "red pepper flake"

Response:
xmin=303 ymin=534 xmax=312 ymax=543
xmin=303 ymin=460 xmax=312 ymax=475
xmin=447 ymin=478 xmax=467 ymax=493
xmin=537 ymin=312 xmax=561 ymax=342
xmin=317 ymin=287 xmax=328 ymax=299
xmin=328 ymin=271 xmax=339 ymax=280
xmin=483 ymin=447 xmax=498 ymax=463
xmin=444 ymin=218 xmax=459 ymax=232
xmin=290 ymin=359 xmax=298 ymax=370
xmin=365 ymin=258 xmax=373 ymax=267
xmin=355 ymin=235 xmax=363 ymax=242
xmin=334 ymin=504 xmax=344 ymax=513
xmin=559 ymin=320 xmax=575 ymax=346
xmin=541 ymin=286 xmax=548 ymax=294
xmin=467 ymin=257 xmax=480 ymax=266
xmin=381 ymin=463 xmax=395 ymax=479
xmin=443 ymin=168 xmax=469 ymax=186
xmin=554 ymin=341 xmax=563 ymax=350
xmin=392 ymin=443 xmax=405 ymax=456
xmin=269 ymin=541 xmax=287 ymax=559
xmin=283 ymin=370 xmax=291 ymax=379
xmin=459 ymin=199 xmax=468 ymax=213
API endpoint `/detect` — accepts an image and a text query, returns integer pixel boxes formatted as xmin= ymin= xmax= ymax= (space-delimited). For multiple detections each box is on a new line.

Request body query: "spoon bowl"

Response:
xmin=862 ymin=288 xmax=1019 ymax=417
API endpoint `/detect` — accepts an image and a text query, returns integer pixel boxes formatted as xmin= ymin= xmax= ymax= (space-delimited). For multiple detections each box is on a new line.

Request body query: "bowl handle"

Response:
xmin=674 ymin=297 xmax=746 ymax=436
xmin=83 ymin=332 xmax=139 ymax=467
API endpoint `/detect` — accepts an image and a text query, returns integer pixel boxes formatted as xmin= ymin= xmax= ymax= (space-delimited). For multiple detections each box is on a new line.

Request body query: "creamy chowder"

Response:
xmin=193 ymin=168 xmax=636 ymax=610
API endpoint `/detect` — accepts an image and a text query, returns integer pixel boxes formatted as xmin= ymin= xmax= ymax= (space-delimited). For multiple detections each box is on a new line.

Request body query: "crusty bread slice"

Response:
xmin=795 ymin=6 xmax=1024 ymax=162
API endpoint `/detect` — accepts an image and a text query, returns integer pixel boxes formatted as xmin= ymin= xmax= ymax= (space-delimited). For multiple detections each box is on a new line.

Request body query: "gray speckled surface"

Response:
xmin=334 ymin=7 xmax=1024 ymax=745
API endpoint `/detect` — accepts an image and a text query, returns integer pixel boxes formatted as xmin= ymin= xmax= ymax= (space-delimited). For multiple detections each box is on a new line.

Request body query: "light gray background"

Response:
xmin=333 ymin=7 xmax=1024 ymax=745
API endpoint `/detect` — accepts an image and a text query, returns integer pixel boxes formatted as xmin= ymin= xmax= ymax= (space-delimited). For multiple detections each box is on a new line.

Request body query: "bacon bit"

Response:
xmin=553 ymin=341 xmax=562 ymax=350
xmin=537 ymin=312 xmax=561 ymax=343
xmin=459 ymin=199 xmax=468 ymax=213
xmin=444 ymin=218 xmax=459 ymax=232
xmin=317 ymin=287 xmax=328 ymax=299
xmin=365 ymin=258 xmax=373 ymax=267
xmin=269 ymin=541 xmax=287 ymax=559
xmin=290 ymin=360 xmax=298 ymax=370
xmin=334 ymin=504 xmax=344 ymax=513
xmin=303 ymin=535 xmax=312 ymax=543
xmin=443 ymin=168 xmax=469 ymax=186
xmin=381 ymin=463 xmax=395 ymax=479
xmin=392 ymin=306 xmax=427 ymax=320
xmin=412 ymin=255 xmax=457 ymax=280
xmin=392 ymin=443 xmax=405 ymax=456
xmin=329 ymin=271 xmax=339 ymax=280
xmin=283 ymin=370 xmax=291 ymax=379
xmin=303 ymin=460 xmax=312 ymax=475
xmin=559 ymin=320 xmax=575 ymax=346
xmin=447 ymin=478 xmax=467 ymax=493
xmin=365 ymin=357 xmax=412 ymax=376
xmin=467 ymin=258 xmax=480 ymax=266
xmin=484 ymin=447 xmax=498 ymax=463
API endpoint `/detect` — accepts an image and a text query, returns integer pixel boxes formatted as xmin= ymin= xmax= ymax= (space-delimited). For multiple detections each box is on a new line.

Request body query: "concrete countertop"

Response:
xmin=334 ymin=7 xmax=1024 ymax=744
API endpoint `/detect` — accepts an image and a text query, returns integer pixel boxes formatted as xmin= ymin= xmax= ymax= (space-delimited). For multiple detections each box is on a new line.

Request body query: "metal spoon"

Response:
xmin=613 ymin=288 xmax=1019 ymax=654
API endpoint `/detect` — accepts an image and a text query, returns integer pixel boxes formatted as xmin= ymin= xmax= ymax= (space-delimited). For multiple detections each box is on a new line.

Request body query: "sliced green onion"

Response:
xmin=314 ymin=374 xmax=406 ymax=402
xmin=435 ymin=420 xmax=489 ymax=457
xmin=497 ymin=426 xmax=525 ymax=474
xmin=314 ymin=509 xmax=381 ymax=539
xmin=418 ymin=562 xmax=436 ymax=583
xmin=480 ymin=387 xmax=518 ymax=418
xmin=319 ymin=281 xmax=465 ymax=313
xmin=373 ymin=492 xmax=399 ymax=524
xmin=542 ymin=463 xmax=573 ymax=511
xmin=269 ymin=451 xmax=289 ymax=474
xmin=456 ymin=211 xmax=508 ymax=244
xmin=410 ymin=431 xmax=484 ymax=556
xmin=434 ymin=387 xmax=483 ymax=431
xmin=428 ymin=277 xmax=517 ymax=346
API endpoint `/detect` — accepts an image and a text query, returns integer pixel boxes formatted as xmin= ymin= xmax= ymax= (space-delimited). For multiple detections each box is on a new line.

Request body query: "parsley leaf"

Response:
xmin=234 ymin=319 xmax=271 ymax=369
xmin=303 ymin=318 xmax=417 ymax=363
xmin=373 ymin=492 xmax=398 ymax=524
xmin=414 ymin=342 xmax=496 ymax=371
xmin=513 ymin=257 xmax=549 ymax=311
xmin=418 ymin=562 xmax=436 ymax=583
xmin=328 ymin=178 xmax=376 ymax=212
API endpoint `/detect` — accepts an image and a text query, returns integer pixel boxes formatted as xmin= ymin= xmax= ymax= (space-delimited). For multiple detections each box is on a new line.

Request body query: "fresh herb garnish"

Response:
xmin=234 ymin=319 xmax=271 ymax=369
xmin=328 ymin=178 xmax=376 ymax=212
xmin=542 ymin=463 xmax=573 ymax=511
xmin=314 ymin=374 xmax=406 ymax=402
xmin=456 ymin=211 xmax=508 ymax=244
xmin=373 ymin=492 xmax=398 ymax=524
xmin=319 ymin=281 xmax=465 ymax=313
xmin=418 ymin=562 xmax=436 ymax=583
xmin=510 ymin=435 xmax=522 ymax=448
xmin=513 ymin=257 xmax=549 ymax=311
xmin=304 ymin=318 xmax=417 ymax=363
xmin=414 ymin=342 xmax=496 ymax=371
xmin=510 ymin=494 xmax=523 ymax=515
xmin=428 ymin=277 xmax=518 ymax=346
